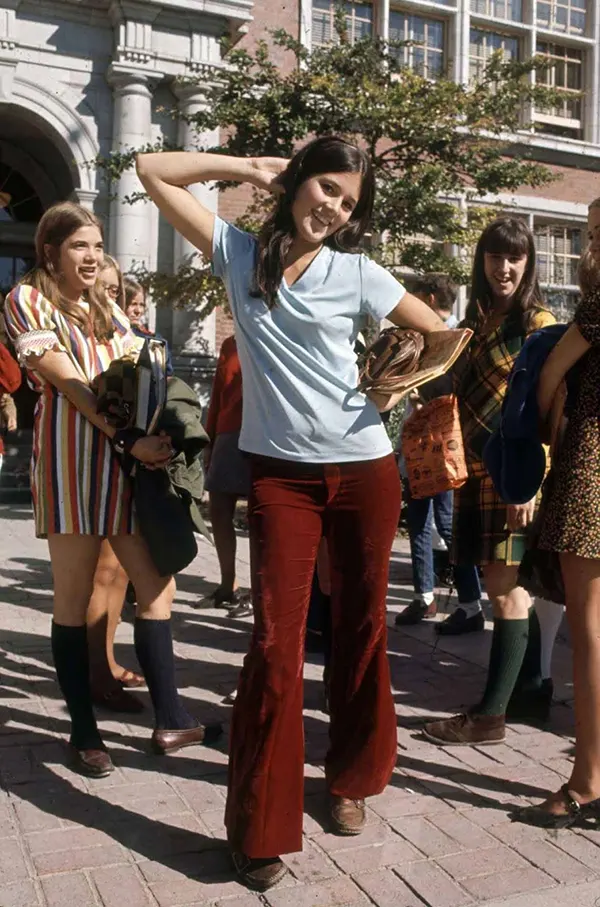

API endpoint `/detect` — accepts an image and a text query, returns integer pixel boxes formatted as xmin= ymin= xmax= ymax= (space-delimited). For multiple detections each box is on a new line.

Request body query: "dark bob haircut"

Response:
xmin=465 ymin=217 xmax=546 ymax=333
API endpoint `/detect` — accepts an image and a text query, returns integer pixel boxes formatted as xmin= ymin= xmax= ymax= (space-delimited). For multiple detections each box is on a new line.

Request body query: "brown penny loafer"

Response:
xmin=232 ymin=852 xmax=288 ymax=891
xmin=69 ymin=745 xmax=114 ymax=778
xmin=151 ymin=722 xmax=223 ymax=755
xmin=330 ymin=796 xmax=366 ymax=835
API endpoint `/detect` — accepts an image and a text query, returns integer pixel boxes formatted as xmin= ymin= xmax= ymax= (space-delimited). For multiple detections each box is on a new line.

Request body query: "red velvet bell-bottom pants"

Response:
xmin=225 ymin=453 xmax=401 ymax=858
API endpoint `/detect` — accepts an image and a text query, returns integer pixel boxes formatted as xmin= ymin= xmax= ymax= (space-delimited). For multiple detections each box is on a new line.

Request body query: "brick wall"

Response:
xmin=516 ymin=161 xmax=600 ymax=205
xmin=239 ymin=0 xmax=300 ymax=71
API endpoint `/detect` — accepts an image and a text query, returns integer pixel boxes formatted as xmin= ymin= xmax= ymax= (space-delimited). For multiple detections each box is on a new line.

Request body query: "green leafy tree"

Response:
xmin=101 ymin=22 xmax=563 ymax=313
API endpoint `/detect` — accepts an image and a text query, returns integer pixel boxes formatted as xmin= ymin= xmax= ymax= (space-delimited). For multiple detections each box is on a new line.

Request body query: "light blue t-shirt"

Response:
xmin=212 ymin=216 xmax=406 ymax=463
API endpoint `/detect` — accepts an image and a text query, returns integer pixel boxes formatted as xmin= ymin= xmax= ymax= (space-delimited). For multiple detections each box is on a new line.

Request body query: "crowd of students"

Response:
xmin=2 ymin=134 xmax=600 ymax=891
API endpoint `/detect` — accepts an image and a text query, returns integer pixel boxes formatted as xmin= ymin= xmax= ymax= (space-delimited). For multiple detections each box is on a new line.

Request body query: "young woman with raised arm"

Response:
xmin=137 ymin=136 xmax=445 ymax=891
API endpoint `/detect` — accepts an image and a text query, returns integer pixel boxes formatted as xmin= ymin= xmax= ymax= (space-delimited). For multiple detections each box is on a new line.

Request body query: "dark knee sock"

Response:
xmin=476 ymin=617 xmax=529 ymax=716
xmin=134 ymin=618 xmax=196 ymax=730
xmin=51 ymin=622 xmax=103 ymax=750
xmin=513 ymin=607 xmax=543 ymax=693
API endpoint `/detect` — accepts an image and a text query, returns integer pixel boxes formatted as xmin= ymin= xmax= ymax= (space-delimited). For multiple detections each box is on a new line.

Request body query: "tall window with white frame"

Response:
xmin=469 ymin=29 xmax=519 ymax=82
xmin=311 ymin=0 xmax=373 ymax=47
xmin=536 ymin=0 xmax=587 ymax=36
xmin=535 ymin=222 xmax=583 ymax=319
xmin=388 ymin=12 xmax=445 ymax=79
xmin=535 ymin=42 xmax=584 ymax=139
xmin=470 ymin=0 xmax=523 ymax=21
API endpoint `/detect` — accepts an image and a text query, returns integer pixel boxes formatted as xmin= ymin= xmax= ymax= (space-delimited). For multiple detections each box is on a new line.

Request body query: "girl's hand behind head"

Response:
xmin=249 ymin=157 xmax=290 ymax=194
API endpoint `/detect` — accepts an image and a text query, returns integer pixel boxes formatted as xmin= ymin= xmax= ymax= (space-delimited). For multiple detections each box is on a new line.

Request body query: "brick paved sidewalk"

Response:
xmin=1 ymin=505 xmax=599 ymax=907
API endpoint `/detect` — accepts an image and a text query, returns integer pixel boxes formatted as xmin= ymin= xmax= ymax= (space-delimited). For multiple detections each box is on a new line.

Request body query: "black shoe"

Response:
xmin=228 ymin=594 xmax=253 ymax=618
xmin=435 ymin=607 xmax=484 ymax=636
xmin=506 ymin=678 xmax=553 ymax=726
xmin=395 ymin=598 xmax=437 ymax=626
xmin=511 ymin=783 xmax=600 ymax=829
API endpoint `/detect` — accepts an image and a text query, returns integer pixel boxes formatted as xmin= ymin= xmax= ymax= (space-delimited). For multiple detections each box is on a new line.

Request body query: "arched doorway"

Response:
xmin=0 ymin=160 xmax=43 ymax=297
xmin=0 ymin=111 xmax=78 ymax=432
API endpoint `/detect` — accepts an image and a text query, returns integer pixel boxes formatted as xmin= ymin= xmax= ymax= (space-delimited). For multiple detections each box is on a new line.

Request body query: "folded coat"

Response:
xmin=133 ymin=377 xmax=212 ymax=577
xmin=96 ymin=355 xmax=212 ymax=576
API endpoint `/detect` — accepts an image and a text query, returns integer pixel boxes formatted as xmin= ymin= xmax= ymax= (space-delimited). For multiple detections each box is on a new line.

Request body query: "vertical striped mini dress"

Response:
xmin=4 ymin=284 xmax=143 ymax=538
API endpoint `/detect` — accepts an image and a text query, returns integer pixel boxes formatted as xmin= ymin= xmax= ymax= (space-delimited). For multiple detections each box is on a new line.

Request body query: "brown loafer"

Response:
xmin=231 ymin=852 xmax=288 ymax=891
xmin=69 ymin=745 xmax=114 ymax=778
xmin=330 ymin=796 xmax=366 ymax=835
xmin=423 ymin=712 xmax=505 ymax=746
xmin=151 ymin=722 xmax=223 ymax=755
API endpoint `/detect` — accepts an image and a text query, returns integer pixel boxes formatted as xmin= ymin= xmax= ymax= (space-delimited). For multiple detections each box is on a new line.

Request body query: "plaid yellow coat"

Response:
xmin=452 ymin=308 xmax=556 ymax=567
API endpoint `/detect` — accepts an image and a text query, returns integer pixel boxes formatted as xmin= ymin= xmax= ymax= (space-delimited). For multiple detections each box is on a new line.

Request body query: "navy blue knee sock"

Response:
xmin=51 ymin=622 xmax=103 ymax=750
xmin=134 ymin=618 xmax=196 ymax=730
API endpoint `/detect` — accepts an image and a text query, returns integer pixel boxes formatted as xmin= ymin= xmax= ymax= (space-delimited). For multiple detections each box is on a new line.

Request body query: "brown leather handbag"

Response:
xmin=357 ymin=327 xmax=425 ymax=394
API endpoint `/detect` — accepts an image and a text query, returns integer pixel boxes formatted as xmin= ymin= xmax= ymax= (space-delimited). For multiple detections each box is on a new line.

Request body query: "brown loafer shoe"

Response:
xmin=232 ymin=852 xmax=288 ymax=891
xmin=69 ymin=745 xmax=114 ymax=778
xmin=394 ymin=598 xmax=437 ymax=626
xmin=330 ymin=796 xmax=366 ymax=835
xmin=423 ymin=712 xmax=505 ymax=746
xmin=151 ymin=722 xmax=223 ymax=755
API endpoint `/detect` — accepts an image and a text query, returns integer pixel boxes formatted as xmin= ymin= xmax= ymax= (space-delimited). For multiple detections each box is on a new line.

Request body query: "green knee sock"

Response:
xmin=513 ymin=607 xmax=543 ymax=694
xmin=477 ymin=616 xmax=529 ymax=716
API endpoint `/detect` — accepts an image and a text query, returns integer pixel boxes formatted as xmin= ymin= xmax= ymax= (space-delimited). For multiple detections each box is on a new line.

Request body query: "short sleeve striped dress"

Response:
xmin=4 ymin=284 xmax=143 ymax=538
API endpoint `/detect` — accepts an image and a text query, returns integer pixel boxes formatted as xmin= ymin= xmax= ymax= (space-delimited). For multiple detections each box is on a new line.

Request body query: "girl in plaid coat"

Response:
xmin=423 ymin=217 xmax=556 ymax=747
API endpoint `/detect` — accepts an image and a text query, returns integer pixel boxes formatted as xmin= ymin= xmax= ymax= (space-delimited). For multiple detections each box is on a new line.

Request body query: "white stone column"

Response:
xmin=170 ymin=81 xmax=220 ymax=357
xmin=73 ymin=188 xmax=99 ymax=211
xmin=107 ymin=64 xmax=157 ymax=273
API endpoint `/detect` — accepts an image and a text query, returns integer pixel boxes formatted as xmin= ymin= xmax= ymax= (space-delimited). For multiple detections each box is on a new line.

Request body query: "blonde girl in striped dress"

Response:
xmin=4 ymin=201 xmax=220 ymax=778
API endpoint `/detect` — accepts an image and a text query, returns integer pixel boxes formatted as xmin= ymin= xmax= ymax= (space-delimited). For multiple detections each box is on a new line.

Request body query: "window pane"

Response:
xmin=534 ymin=224 xmax=583 ymax=288
xmin=535 ymin=0 xmax=587 ymax=35
xmin=471 ymin=0 xmax=523 ymax=21
xmin=311 ymin=1 xmax=372 ymax=46
xmin=388 ymin=12 xmax=445 ymax=79
xmin=469 ymin=28 xmax=519 ymax=82
xmin=537 ymin=1 xmax=551 ymax=24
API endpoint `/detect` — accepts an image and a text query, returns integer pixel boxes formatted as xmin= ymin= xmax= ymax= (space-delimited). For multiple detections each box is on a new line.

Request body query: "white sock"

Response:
xmin=420 ymin=592 xmax=435 ymax=606
xmin=534 ymin=597 xmax=565 ymax=679
xmin=457 ymin=600 xmax=482 ymax=618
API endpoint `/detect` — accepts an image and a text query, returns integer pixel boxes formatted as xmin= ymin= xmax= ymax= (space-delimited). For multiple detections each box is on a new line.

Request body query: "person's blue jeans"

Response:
xmin=404 ymin=481 xmax=481 ymax=603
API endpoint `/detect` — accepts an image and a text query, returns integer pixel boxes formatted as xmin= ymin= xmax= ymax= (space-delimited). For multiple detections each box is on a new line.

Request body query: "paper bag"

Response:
xmin=402 ymin=395 xmax=467 ymax=499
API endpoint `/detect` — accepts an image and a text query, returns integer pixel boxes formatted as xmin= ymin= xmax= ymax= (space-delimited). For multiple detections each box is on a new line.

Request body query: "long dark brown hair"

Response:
xmin=23 ymin=201 xmax=115 ymax=342
xmin=465 ymin=217 xmax=546 ymax=334
xmin=252 ymin=135 xmax=375 ymax=308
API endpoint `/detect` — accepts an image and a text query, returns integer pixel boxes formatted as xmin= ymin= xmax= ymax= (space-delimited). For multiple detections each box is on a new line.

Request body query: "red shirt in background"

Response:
xmin=205 ymin=335 xmax=243 ymax=440
xmin=0 ymin=342 xmax=22 ymax=456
